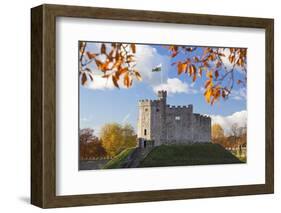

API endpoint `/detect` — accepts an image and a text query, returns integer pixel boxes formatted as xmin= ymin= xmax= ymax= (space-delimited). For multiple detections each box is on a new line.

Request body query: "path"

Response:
xmin=121 ymin=147 xmax=153 ymax=168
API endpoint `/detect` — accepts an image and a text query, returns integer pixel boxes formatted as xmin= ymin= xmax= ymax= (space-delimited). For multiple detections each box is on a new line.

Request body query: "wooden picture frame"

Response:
xmin=31 ymin=4 xmax=274 ymax=208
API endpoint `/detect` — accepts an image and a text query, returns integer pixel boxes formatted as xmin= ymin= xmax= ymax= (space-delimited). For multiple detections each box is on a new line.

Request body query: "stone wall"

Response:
xmin=137 ymin=91 xmax=211 ymax=146
xmin=150 ymin=100 xmax=162 ymax=146
xmin=137 ymin=100 xmax=153 ymax=140
xmin=165 ymin=105 xmax=194 ymax=144
xmin=192 ymin=114 xmax=211 ymax=142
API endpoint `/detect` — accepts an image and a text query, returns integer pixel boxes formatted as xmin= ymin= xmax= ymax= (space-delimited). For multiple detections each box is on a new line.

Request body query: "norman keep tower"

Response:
xmin=137 ymin=90 xmax=211 ymax=147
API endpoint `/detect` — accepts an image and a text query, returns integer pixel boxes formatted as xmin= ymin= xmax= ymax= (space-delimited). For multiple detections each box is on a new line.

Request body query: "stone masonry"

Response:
xmin=137 ymin=90 xmax=211 ymax=147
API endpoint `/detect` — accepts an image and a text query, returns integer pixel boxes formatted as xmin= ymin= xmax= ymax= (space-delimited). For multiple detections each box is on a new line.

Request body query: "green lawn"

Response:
xmin=103 ymin=148 xmax=136 ymax=169
xmin=139 ymin=143 xmax=242 ymax=168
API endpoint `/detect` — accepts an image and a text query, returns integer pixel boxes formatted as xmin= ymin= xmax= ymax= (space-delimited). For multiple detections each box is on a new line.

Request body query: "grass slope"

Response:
xmin=103 ymin=148 xmax=135 ymax=169
xmin=139 ymin=143 xmax=242 ymax=168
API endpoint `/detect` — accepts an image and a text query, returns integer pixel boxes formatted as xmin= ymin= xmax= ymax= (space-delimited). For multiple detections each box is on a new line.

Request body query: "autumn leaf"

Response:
xmin=237 ymin=58 xmax=243 ymax=66
xmin=124 ymin=73 xmax=130 ymax=88
xmin=115 ymin=52 xmax=120 ymax=61
xmin=99 ymin=61 xmax=110 ymax=72
xmin=169 ymin=45 xmax=178 ymax=52
xmin=206 ymin=70 xmax=213 ymax=79
xmin=209 ymin=53 xmax=216 ymax=61
xmin=126 ymin=54 xmax=135 ymax=63
xmin=204 ymin=86 xmax=221 ymax=105
xmin=134 ymin=70 xmax=142 ymax=81
xmin=216 ymin=61 xmax=222 ymax=68
xmin=203 ymin=61 xmax=209 ymax=68
xmin=102 ymin=74 xmax=111 ymax=78
xmin=107 ymin=50 xmax=114 ymax=61
xmin=198 ymin=67 xmax=202 ymax=77
xmin=222 ymin=90 xmax=226 ymax=98
xmin=131 ymin=44 xmax=136 ymax=53
xmin=112 ymin=75 xmax=119 ymax=88
xmin=115 ymin=67 xmax=128 ymax=80
xmin=81 ymin=73 xmax=87 ymax=85
xmin=214 ymin=86 xmax=221 ymax=99
xmin=88 ymin=73 xmax=93 ymax=81
xmin=192 ymin=72 xmax=197 ymax=82
xmin=186 ymin=47 xmax=195 ymax=52
xmin=211 ymin=97 xmax=216 ymax=105
xmin=204 ymin=79 xmax=212 ymax=89
xmin=188 ymin=64 xmax=196 ymax=76
xmin=94 ymin=59 xmax=103 ymax=68
xmin=79 ymin=41 xmax=84 ymax=51
xmin=79 ymin=41 xmax=86 ymax=55
xmin=204 ymin=89 xmax=212 ymax=103
xmin=101 ymin=43 xmax=106 ymax=54
xmin=215 ymin=70 xmax=219 ymax=79
xmin=87 ymin=52 xmax=97 ymax=59
xmin=228 ymin=54 xmax=235 ymax=63
xmin=193 ymin=56 xmax=200 ymax=63
xmin=177 ymin=62 xmax=187 ymax=75
xmin=171 ymin=51 xmax=178 ymax=58
xmin=203 ymin=48 xmax=211 ymax=56
xmin=113 ymin=60 xmax=122 ymax=70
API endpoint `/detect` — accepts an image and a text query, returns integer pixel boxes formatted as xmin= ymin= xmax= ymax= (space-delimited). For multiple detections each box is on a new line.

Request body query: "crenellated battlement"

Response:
xmin=166 ymin=104 xmax=193 ymax=114
xmin=138 ymin=99 xmax=161 ymax=106
xmin=193 ymin=113 xmax=211 ymax=122
xmin=166 ymin=104 xmax=193 ymax=109
xmin=139 ymin=96 xmax=195 ymax=112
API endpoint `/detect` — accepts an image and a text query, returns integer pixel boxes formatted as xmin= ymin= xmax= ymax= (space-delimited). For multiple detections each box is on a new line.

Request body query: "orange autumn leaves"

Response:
xmin=177 ymin=61 xmax=197 ymax=81
xmin=79 ymin=42 xmax=141 ymax=89
xmin=204 ymin=71 xmax=223 ymax=105
xmin=79 ymin=42 xmax=247 ymax=105
xmin=168 ymin=46 xmax=247 ymax=105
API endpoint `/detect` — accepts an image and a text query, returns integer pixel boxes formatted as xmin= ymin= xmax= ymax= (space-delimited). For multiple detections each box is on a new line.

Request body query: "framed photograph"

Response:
xmin=31 ymin=4 xmax=274 ymax=208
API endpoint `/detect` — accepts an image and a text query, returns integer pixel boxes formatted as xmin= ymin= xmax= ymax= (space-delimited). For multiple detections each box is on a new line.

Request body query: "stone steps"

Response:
xmin=121 ymin=147 xmax=153 ymax=168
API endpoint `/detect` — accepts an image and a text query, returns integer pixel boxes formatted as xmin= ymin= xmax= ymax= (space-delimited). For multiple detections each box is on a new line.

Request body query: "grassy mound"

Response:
xmin=139 ymin=143 xmax=242 ymax=168
xmin=103 ymin=148 xmax=135 ymax=169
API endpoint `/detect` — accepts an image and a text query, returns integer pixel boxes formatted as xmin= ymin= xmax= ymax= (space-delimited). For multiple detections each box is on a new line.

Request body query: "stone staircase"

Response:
xmin=121 ymin=147 xmax=153 ymax=168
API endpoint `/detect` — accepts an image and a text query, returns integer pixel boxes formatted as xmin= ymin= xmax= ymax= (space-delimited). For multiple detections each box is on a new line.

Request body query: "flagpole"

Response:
xmin=161 ymin=67 xmax=163 ymax=88
xmin=152 ymin=64 xmax=163 ymax=89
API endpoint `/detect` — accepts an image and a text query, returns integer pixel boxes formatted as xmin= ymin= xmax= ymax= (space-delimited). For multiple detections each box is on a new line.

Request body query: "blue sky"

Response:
xmin=80 ymin=42 xmax=247 ymax=136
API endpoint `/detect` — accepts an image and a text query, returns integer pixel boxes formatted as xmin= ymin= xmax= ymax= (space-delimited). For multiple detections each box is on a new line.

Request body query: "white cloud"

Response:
xmin=86 ymin=75 xmax=116 ymax=90
xmin=220 ymin=48 xmax=233 ymax=69
xmin=230 ymin=88 xmax=247 ymax=101
xmin=210 ymin=110 xmax=247 ymax=135
xmin=153 ymin=78 xmax=197 ymax=95
xmin=219 ymin=48 xmax=246 ymax=73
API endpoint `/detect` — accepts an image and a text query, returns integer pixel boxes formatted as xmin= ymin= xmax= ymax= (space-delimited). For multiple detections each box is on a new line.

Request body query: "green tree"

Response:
xmin=122 ymin=124 xmax=137 ymax=149
xmin=100 ymin=123 xmax=137 ymax=157
xmin=100 ymin=123 xmax=123 ymax=157
xmin=212 ymin=123 xmax=224 ymax=140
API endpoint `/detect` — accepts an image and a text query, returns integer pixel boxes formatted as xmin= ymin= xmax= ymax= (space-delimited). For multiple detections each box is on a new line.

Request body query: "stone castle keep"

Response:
xmin=137 ymin=91 xmax=211 ymax=147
